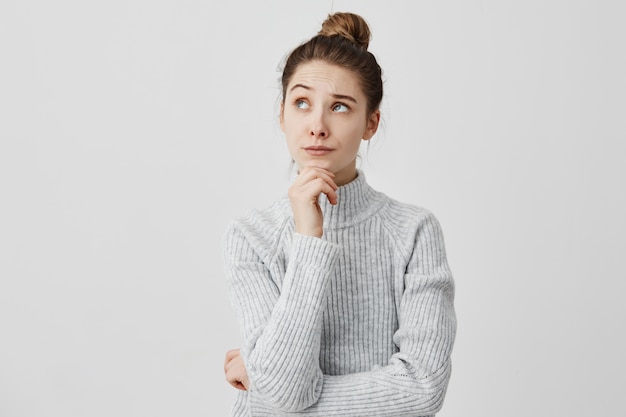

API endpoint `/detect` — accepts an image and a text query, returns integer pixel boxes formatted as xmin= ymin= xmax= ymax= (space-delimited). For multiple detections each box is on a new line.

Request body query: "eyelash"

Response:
xmin=294 ymin=99 xmax=350 ymax=112
xmin=332 ymin=102 xmax=350 ymax=112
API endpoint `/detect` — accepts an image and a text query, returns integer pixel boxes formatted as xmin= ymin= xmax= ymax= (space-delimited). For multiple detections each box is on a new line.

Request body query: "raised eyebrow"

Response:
xmin=331 ymin=94 xmax=357 ymax=104
xmin=290 ymin=83 xmax=311 ymax=92
xmin=289 ymin=84 xmax=357 ymax=104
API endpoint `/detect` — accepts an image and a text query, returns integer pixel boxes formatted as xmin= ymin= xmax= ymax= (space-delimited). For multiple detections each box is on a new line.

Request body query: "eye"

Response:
xmin=332 ymin=103 xmax=349 ymax=113
xmin=295 ymin=99 xmax=310 ymax=109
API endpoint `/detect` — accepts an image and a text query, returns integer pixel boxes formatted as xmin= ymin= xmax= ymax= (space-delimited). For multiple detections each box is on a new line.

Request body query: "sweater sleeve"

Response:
xmin=224 ymin=212 xmax=456 ymax=416
xmin=223 ymin=222 xmax=340 ymax=412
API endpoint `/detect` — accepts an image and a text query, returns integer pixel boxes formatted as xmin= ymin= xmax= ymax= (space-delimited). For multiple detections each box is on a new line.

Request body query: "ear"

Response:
xmin=362 ymin=110 xmax=380 ymax=141
xmin=279 ymin=102 xmax=286 ymax=132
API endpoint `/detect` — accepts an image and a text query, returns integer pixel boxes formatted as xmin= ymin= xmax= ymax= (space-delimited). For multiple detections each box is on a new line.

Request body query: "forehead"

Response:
xmin=287 ymin=61 xmax=364 ymax=98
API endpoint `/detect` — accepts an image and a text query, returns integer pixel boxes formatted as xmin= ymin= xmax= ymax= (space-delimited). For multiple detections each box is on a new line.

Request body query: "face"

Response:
xmin=280 ymin=60 xmax=380 ymax=186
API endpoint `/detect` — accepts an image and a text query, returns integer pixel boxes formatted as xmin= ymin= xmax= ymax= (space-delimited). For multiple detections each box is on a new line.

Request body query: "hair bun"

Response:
xmin=318 ymin=12 xmax=371 ymax=49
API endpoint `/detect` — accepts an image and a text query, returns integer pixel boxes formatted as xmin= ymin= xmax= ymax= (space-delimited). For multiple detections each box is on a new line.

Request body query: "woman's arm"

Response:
xmin=225 ymin=212 xmax=456 ymax=416
xmin=277 ymin=212 xmax=455 ymax=416
xmin=224 ymin=224 xmax=339 ymax=412
xmin=224 ymin=167 xmax=340 ymax=411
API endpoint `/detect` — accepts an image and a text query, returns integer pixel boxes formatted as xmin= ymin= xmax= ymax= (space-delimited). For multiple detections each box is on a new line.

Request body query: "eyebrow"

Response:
xmin=290 ymin=83 xmax=358 ymax=104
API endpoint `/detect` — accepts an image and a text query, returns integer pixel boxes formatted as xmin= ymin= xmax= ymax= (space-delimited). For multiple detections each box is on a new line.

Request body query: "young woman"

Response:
xmin=222 ymin=12 xmax=456 ymax=416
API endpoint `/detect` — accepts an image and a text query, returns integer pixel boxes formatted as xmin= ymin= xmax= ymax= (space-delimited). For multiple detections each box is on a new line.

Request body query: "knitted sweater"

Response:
xmin=222 ymin=171 xmax=456 ymax=416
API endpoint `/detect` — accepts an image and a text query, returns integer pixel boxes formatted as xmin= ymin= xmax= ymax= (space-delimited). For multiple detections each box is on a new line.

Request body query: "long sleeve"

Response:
xmin=224 ymin=222 xmax=340 ymax=412
xmin=300 ymin=212 xmax=455 ymax=416
xmin=223 ymin=175 xmax=456 ymax=416
xmin=225 ymin=211 xmax=455 ymax=416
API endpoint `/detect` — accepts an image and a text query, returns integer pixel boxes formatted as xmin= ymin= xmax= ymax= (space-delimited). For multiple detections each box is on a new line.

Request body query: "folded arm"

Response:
xmin=223 ymin=213 xmax=456 ymax=415
xmin=224 ymin=227 xmax=339 ymax=411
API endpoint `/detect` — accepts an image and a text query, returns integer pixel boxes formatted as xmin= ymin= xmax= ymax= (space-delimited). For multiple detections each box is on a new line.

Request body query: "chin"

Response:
xmin=301 ymin=160 xmax=335 ymax=171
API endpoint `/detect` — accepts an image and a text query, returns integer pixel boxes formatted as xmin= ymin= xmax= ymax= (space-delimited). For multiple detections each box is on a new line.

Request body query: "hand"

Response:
xmin=224 ymin=348 xmax=249 ymax=391
xmin=288 ymin=166 xmax=338 ymax=238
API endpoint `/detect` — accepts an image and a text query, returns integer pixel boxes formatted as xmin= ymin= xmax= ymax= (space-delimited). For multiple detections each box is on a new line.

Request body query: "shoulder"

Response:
xmin=378 ymin=193 xmax=443 ymax=237
xmin=221 ymin=197 xmax=292 ymax=263
xmin=375 ymin=193 xmax=447 ymax=260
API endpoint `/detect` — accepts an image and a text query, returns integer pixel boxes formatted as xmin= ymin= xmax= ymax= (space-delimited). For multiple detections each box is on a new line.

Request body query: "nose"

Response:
xmin=310 ymin=129 xmax=327 ymax=138
xmin=310 ymin=112 xmax=328 ymax=138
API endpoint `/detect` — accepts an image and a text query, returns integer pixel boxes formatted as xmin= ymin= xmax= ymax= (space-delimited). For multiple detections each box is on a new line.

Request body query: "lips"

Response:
xmin=305 ymin=146 xmax=333 ymax=151
xmin=304 ymin=146 xmax=334 ymax=156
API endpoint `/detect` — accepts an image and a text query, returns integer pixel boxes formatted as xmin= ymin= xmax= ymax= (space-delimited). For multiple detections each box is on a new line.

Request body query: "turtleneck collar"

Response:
xmin=317 ymin=170 xmax=385 ymax=229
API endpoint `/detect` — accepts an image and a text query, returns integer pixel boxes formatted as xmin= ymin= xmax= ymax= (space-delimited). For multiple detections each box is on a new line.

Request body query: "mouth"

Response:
xmin=304 ymin=146 xmax=334 ymax=156
xmin=305 ymin=146 xmax=333 ymax=151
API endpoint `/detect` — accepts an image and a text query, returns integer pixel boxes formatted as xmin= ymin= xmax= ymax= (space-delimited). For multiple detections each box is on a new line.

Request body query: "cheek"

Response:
xmin=341 ymin=122 xmax=367 ymax=143
xmin=283 ymin=122 xmax=299 ymax=143
xmin=282 ymin=119 xmax=302 ymax=152
xmin=282 ymin=111 xmax=304 ymax=134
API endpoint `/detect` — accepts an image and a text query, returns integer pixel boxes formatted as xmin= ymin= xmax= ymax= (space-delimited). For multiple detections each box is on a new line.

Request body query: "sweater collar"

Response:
xmin=318 ymin=170 xmax=385 ymax=229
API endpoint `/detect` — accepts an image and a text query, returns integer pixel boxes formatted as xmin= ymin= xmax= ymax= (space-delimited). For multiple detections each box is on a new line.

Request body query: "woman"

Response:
xmin=222 ymin=12 xmax=456 ymax=416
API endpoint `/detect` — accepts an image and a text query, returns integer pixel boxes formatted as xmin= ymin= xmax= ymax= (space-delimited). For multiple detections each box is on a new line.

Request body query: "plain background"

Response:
xmin=1 ymin=0 xmax=625 ymax=416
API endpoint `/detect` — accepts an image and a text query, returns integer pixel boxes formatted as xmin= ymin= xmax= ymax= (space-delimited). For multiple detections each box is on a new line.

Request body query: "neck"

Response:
xmin=332 ymin=163 xmax=358 ymax=187
xmin=316 ymin=170 xmax=385 ymax=229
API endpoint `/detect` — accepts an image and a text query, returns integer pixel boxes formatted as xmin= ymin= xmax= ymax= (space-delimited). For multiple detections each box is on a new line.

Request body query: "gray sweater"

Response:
xmin=222 ymin=171 xmax=456 ymax=416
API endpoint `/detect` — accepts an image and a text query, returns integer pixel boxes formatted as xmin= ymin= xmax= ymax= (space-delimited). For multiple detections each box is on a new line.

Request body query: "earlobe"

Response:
xmin=362 ymin=110 xmax=381 ymax=141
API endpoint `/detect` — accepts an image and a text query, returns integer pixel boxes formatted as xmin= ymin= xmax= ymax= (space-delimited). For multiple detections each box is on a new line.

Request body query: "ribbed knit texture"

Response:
xmin=222 ymin=171 xmax=456 ymax=416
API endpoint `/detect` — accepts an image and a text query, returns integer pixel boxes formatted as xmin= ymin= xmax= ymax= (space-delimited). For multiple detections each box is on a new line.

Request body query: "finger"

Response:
xmin=225 ymin=359 xmax=249 ymax=391
xmin=225 ymin=348 xmax=240 ymax=359
xmin=299 ymin=165 xmax=335 ymax=178
xmin=224 ymin=350 xmax=241 ymax=373
xmin=299 ymin=178 xmax=337 ymax=203
xmin=229 ymin=380 xmax=247 ymax=391
xmin=225 ymin=371 xmax=247 ymax=391
xmin=224 ymin=356 xmax=240 ymax=377
xmin=294 ymin=167 xmax=337 ymax=190
xmin=290 ymin=180 xmax=337 ymax=207
xmin=224 ymin=354 xmax=242 ymax=374
xmin=233 ymin=381 xmax=247 ymax=391
xmin=225 ymin=349 xmax=240 ymax=363
xmin=326 ymin=189 xmax=338 ymax=205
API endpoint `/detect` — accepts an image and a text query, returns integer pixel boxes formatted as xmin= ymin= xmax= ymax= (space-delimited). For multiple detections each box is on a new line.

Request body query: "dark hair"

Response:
xmin=281 ymin=12 xmax=383 ymax=115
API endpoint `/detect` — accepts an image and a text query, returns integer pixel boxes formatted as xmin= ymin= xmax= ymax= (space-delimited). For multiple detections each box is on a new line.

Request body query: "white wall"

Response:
xmin=1 ymin=1 xmax=624 ymax=415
